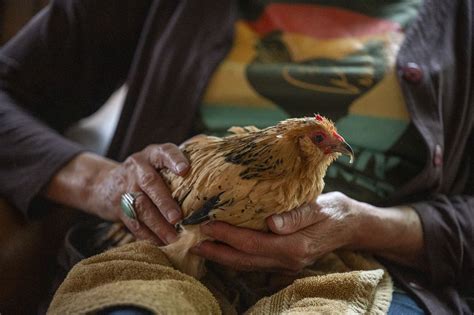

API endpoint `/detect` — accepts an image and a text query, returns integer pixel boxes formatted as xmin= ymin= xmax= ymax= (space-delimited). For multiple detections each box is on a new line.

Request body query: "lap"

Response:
xmin=98 ymin=306 xmax=153 ymax=315
xmin=388 ymin=291 xmax=425 ymax=315
xmin=100 ymin=290 xmax=425 ymax=315
xmin=55 ymin=225 xmax=424 ymax=314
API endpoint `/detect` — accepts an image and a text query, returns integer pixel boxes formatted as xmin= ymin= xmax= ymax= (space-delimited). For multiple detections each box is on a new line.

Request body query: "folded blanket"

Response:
xmin=48 ymin=241 xmax=392 ymax=314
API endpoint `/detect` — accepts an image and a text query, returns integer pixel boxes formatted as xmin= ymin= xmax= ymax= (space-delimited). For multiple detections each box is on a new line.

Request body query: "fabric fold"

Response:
xmin=48 ymin=241 xmax=392 ymax=314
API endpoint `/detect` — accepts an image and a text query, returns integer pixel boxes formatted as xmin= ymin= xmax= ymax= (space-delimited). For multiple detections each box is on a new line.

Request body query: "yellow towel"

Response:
xmin=48 ymin=241 xmax=392 ymax=314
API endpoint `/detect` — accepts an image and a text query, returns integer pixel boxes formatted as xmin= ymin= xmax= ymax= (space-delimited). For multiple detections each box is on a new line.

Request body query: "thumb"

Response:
xmin=267 ymin=203 xmax=321 ymax=235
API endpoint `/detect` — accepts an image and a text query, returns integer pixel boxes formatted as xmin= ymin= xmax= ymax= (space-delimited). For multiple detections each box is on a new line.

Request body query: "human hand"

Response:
xmin=46 ymin=144 xmax=190 ymax=245
xmin=92 ymin=144 xmax=190 ymax=245
xmin=191 ymin=192 xmax=362 ymax=272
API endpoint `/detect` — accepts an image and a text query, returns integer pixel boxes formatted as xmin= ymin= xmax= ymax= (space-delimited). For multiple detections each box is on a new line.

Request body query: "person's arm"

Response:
xmin=192 ymin=190 xmax=473 ymax=289
xmin=0 ymin=0 xmax=150 ymax=216
xmin=44 ymin=146 xmax=190 ymax=245
xmin=190 ymin=192 xmax=423 ymax=270
xmin=350 ymin=203 xmax=424 ymax=269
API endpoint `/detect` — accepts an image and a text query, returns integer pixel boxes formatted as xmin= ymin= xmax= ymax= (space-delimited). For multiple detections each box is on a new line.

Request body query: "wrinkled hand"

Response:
xmin=93 ymin=143 xmax=189 ymax=245
xmin=191 ymin=192 xmax=361 ymax=272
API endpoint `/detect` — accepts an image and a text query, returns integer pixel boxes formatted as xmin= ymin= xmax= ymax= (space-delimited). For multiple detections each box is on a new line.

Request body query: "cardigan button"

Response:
xmin=433 ymin=144 xmax=443 ymax=167
xmin=401 ymin=63 xmax=423 ymax=84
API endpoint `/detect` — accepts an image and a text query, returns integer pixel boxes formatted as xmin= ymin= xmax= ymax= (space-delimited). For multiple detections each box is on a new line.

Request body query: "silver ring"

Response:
xmin=120 ymin=192 xmax=142 ymax=220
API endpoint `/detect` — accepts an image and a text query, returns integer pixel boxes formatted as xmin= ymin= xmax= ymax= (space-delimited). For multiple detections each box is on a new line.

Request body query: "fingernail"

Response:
xmin=272 ymin=215 xmax=284 ymax=230
xmin=165 ymin=233 xmax=177 ymax=244
xmin=176 ymin=162 xmax=188 ymax=173
xmin=166 ymin=210 xmax=181 ymax=223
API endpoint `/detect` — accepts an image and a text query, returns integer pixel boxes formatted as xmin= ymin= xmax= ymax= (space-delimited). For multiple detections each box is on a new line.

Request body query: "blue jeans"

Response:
xmin=388 ymin=291 xmax=425 ymax=314
xmin=100 ymin=291 xmax=425 ymax=314
xmin=97 ymin=306 xmax=152 ymax=315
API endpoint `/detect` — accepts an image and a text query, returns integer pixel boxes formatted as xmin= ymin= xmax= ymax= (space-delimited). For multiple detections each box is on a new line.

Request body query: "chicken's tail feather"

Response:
xmin=160 ymin=225 xmax=207 ymax=278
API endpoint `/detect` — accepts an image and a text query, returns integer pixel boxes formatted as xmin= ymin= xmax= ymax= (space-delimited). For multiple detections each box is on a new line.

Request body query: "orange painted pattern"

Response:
xmin=247 ymin=4 xmax=401 ymax=39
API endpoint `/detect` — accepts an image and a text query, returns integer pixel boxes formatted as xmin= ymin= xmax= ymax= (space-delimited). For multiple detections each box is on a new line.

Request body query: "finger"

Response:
xmin=133 ymin=159 xmax=182 ymax=224
xmin=147 ymin=143 xmax=190 ymax=176
xmin=190 ymin=241 xmax=285 ymax=272
xmin=133 ymin=191 xmax=178 ymax=244
xmin=117 ymin=233 xmax=135 ymax=246
xmin=200 ymin=221 xmax=284 ymax=257
xmin=200 ymin=222 xmax=316 ymax=272
xmin=267 ymin=203 xmax=326 ymax=235
xmin=120 ymin=211 xmax=163 ymax=246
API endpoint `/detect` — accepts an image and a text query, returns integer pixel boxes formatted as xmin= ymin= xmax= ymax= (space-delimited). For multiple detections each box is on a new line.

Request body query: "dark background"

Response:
xmin=0 ymin=0 xmax=49 ymax=46
xmin=0 ymin=4 xmax=81 ymax=315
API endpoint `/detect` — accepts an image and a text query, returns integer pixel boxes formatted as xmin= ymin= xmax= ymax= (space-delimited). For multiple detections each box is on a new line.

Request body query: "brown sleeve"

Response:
xmin=411 ymin=132 xmax=474 ymax=290
xmin=0 ymin=0 xmax=151 ymax=216
xmin=413 ymin=195 xmax=474 ymax=289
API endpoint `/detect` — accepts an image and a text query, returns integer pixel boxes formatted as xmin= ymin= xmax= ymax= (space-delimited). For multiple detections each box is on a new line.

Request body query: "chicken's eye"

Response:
xmin=312 ymin=133 xmax=325 ymax=144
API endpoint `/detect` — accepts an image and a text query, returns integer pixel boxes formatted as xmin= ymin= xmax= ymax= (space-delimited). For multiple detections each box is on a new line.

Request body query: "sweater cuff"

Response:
xmin=410 ymin=200 xmax=456 ymax=286
xmin=10 ymin=138 xmax=85 ymax=218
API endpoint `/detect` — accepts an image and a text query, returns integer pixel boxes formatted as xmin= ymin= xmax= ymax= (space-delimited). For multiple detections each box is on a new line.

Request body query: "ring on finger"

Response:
xmin=120 ymin=192 xmax=143 ymax=220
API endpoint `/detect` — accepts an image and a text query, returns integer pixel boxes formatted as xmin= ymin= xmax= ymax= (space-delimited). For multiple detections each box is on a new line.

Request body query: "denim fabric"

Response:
xmin=388 ymin=291 xmax=425 ymax=314
xmin=98 ymin=306 xmax=152 ymax=315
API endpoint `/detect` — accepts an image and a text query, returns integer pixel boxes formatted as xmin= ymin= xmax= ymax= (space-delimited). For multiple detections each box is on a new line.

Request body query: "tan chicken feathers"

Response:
xmin=160 ymin=115 xmax=354 ymax=278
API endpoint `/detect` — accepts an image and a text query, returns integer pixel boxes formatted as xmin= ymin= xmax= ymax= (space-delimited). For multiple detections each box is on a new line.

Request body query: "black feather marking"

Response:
xmin=177 ymin=189 xmax=192 ymax=207
xmin=181 ymin=192 xmax=224 ymax=225
xmin=220 ymin=132 xmax=286 ymax=181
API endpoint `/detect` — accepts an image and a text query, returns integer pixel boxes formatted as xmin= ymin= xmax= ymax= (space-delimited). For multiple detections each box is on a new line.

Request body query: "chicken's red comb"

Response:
xmin=315 ymin=114 xmax=324 ymax=122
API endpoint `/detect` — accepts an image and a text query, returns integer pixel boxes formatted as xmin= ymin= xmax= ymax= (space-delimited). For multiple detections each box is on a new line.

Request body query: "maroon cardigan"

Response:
xmin=0 ymin=0 xmax=472 ymax=313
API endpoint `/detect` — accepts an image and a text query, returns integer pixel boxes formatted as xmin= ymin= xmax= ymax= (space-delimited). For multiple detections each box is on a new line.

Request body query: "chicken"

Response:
xmin=159 ymin=115 xmax=353 ymax=278
xmin=96 ymin=115 xmax=353 ymax=278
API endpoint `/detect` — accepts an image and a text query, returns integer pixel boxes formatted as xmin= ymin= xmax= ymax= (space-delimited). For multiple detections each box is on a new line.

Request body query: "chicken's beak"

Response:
xmin=334 ymin=141 xmax=354 ymax=164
